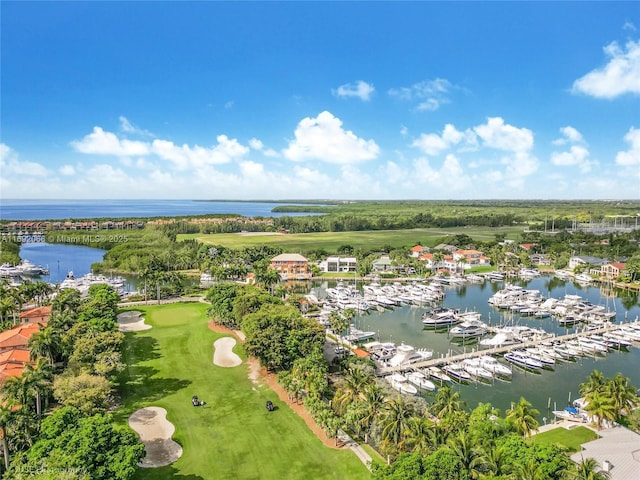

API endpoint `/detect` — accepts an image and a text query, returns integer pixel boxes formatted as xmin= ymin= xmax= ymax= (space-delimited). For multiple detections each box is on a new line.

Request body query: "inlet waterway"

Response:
xmin=313 ymin=277 xmax=640 ymax=418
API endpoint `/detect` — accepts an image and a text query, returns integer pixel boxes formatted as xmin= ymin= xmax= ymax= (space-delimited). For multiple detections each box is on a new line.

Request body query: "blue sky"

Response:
xmin=1 ymin=2 xmax=639 ymax=200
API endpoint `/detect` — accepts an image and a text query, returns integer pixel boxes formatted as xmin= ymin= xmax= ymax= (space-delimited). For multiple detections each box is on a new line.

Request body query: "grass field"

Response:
xmin=178 ymin=226 xmax=523 ymax=252
xmin=115 ymin=302 xmax=369 ymax=480
xmin=529 ymin=426 xmax=598 ymax=453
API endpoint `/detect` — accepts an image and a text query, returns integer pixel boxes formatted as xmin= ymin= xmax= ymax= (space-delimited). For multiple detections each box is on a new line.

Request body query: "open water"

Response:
xmin=0 ymin=199 xmax=325 ymax=220
xmin=315 ymin=277 xmax=640 ymax=417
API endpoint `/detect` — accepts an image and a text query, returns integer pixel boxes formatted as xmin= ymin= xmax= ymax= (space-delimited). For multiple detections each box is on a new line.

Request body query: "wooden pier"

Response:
xmin=377 ymin=320 xmax=639 ymax=375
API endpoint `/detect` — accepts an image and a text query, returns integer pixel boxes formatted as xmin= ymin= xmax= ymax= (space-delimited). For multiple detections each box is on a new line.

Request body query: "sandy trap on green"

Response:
xmin=213 ymin=337 xmax=242 ymax=367
xmin=117 ymin=311 xmax=152 ymax=332
xmin=128 ymin=407 xmax=183 ymax=468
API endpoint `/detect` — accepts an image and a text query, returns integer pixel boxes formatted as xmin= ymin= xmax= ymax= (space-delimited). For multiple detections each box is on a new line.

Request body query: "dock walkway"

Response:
xmin=377 ymin=320 xmax=638 ymax=375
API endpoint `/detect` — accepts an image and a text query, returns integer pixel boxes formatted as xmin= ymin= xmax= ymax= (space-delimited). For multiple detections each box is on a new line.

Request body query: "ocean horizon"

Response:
xmin=0 ymin=199 xmax=325 ymax=221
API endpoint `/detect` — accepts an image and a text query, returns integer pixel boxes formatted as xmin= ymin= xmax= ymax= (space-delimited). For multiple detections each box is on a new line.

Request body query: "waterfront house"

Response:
xmin=320 ymin=256 xmax=357 ymax=273
xmin=372 ymin=255 xmax=394 ymax=274
xmin=568 ymin=255 xmax=608 ymax=271
xmin=600 ymin=262 xmax=627 ymax=279
xmin=270 ymin=253 xmax=310 ymax=280
xmin=451 ymin=249 xmax=491 ymax=270
xmin=530 ymin=253 xmax=552 ymax=266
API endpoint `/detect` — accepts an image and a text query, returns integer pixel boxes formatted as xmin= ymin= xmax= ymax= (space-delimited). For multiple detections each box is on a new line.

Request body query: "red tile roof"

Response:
xmin=0 ymin=324 xmax=43 ymax=350
xmin=19 ymin=305 xmax=52 ymax=319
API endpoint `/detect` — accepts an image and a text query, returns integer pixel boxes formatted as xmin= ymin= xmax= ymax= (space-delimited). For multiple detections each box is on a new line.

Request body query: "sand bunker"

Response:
xmin=213 ymin=337 xmax=242 ymax=367
xmin=117 ymin=311 xmax=152 ymax=332
xmin=128 ymin=407 xmax=183 ymax=468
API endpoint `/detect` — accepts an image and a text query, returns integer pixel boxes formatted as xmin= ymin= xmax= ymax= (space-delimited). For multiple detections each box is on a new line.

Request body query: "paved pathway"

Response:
xmin=337 ymin=430 xmax=373 ymax=469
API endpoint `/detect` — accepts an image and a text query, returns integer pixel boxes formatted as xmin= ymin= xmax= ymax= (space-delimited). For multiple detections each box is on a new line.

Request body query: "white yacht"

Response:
xmin=449 ymin=319 xmax=489 ymax=339
xmin=462 ymin=358 xmax=494 ymax=380
xmin=427 ymin=366 xmax=452 ymax=384
xmin=386 ymin=344 xmax=433 ymax=368
xmin=443 ymin=362 xmax=472 ymax=382
xmin=405 ymin=371 xmax=436 ymax=391
xmin=478 ymin=355 xmax=512 ymax=377
xmin=387 ymin=373 xmax=418 ymax=395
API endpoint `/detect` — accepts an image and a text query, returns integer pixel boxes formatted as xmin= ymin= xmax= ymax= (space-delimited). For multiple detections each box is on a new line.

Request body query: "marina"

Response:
xmin=311 ymin=275 xmax=640 ymax=413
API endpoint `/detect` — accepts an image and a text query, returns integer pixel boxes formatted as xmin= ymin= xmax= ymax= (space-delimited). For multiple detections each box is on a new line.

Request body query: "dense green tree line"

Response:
xmin=0 ymin=284 xmax=143 ymax=478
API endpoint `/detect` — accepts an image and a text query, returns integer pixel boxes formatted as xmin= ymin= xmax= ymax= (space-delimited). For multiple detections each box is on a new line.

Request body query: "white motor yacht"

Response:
xmin=387 ymin=373 xmax=418 ymax=395
xmin=478 ymin=355 xmax=512 ymax=377
xmin=405 ymin=371 xmax=436 ymax=391
xmin=387 ymin=344 xmax=433 ymax=368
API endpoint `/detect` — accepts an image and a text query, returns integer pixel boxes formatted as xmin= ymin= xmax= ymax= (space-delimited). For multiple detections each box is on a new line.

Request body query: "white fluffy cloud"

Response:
xmin=151 ymin=135 xmax=249 ymax=170
xmin=249 ymin=137 xmax=278 ymax=157
xmin=474 ymin=117 xmax=533 ymax=152
xmin=0 ymin=143 xmax=50 ymax=177
xmin=71 ymin=126 xmax=249 ymax=169
xmin=59 ymin=165 xmax=76 ymax=176
xmin=572 ymin=39 xmax=640 ymax=98
xmin=332 ymin=81 xmax=375 ymax=101
xmin=282 ymin=111 xmax=380 ymax=164
xmin=119 ymin=116 xmax=153 ymax=137
xmin=615 ymin=127 xmax=640 ymax=175
xmin=550 ymin=126 xmax=594 ymax=173
xmin=71 ymin=127 xmax=151 ymax=156
xmin=552 ymin=126 xmax=584 ymax=145
xmin=412 ymin=124 xmax=477 ymax=156
xmin=388 ymin=78 xmax=452 ymax=111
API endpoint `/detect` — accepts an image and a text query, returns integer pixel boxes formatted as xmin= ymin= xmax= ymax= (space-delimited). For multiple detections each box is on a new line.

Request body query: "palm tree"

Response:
xmin=379 ymin=396 xmax=415 ymax=454
xmin=22 ymin=358 xmax=53 ymax=416
xmin=0 ymin=400 xmax=17 ymax=470
xmin=405 ymin=416 xmax=435 ymax=455
xmin=584 ymin=390 xmax=617 ymax=429
xmin=27 ymin=326 xmax=61 ymax=366
xmin=580 ymin=370 xmax=606 ymax=398
xmin=506 ymin=397 xmax=539 ymax=437
xmin=479 ymin=442 xmax=510 ymax=478
xmin=332 ymin=367 xmax=370 ymax=415
xmin=447 ymin=430 xmax=483 ymax=478
xmin=606 ymin=373 xmax=639 ymax=417
xmin=513 ymin=457 xmax=544 ymax=480
xmin=431 ymin=385 xmax=464 ymax=419
xmin=571 ymin=457 xmax=610 ymax=480
xmin=358 ymin=384 xmax=385 ymax=444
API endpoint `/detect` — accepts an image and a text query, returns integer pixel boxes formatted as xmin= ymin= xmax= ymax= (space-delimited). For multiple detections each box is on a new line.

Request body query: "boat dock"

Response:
xmin=377 ymin=320 xmax=639 ymax=375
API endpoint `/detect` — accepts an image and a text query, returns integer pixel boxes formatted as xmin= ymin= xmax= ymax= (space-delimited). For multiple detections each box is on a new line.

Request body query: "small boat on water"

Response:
xmin=449 ymin=319 xmax=489 ymax=339
xmin=478 ymin=355 xmax=512 ymax=377
xmin=462 ymin=358 xmax=494 ymax=380
xmin=443 ymin=362 xmax=472 ymax=382
xmin=387 ymin=373 xmax=418 ymax=395
xmin=504 ymin=352 xmax=543 ymax=370
xmin=405 ymin=371 xmax=436 ymax=391
xmin=427 ymin=366 xmax=452 ymax=384
xmin=422 ymin=308 xmax=460 ymax=328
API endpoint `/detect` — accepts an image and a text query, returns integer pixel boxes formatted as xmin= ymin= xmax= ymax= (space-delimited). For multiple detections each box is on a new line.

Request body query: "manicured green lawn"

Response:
xmin=115 ymin=302 xmax=369 ymax=480
xmin=178 ymin=226 xmax=523 ymax=252
xmin=530 ymin=426 xmax=598 ymax=453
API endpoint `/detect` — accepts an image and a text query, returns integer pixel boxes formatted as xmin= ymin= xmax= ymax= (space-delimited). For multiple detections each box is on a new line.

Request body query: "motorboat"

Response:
xmin=574 ymin=273 xmax=593 ymax=284
xmin=422 ymin=308 xmax=460 ymax=327
xmin=552 ymin=406 xmax=587 ymax=423
xmin=386 ymin=344 xmax=433 ymax=368
xmin=427 ymin=366 xmax=452 ymax=384
xmin=386 ymin=373 xmax=418 ymax=395
xmin=405 ymin=371 xmax=436 ymax=391
xmin=478 ymin=355 xmax=512 ymax=377
xmin=443 ymin=362 xmax=472 ymax=382
xmin=461 ymin=358 xmax=494 ymax=380
xmin=504 ymin=352 xmax=543 ymax=370
xmin=344 ymin=327 xmax=376 ymax=343
xmin=449 ymin=319 xmax=489 ymax=339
